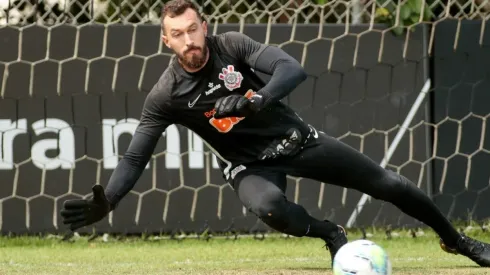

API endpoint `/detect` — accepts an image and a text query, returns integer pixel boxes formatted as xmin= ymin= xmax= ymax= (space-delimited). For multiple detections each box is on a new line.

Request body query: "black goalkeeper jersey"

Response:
xmin=104 ymin=31 xmax=313 ymax=207
xmin=135 ymin=32 xmax=312 ymax=177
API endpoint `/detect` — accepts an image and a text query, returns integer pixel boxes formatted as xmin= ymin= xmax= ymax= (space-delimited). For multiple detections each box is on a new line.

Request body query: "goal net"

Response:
xmin=0 ymin=0 xmax=490 ymax=237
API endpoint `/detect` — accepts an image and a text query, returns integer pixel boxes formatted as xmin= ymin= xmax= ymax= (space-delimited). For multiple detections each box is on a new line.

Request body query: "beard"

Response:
xmin=177 ymin=43 xmax=208 ymax=70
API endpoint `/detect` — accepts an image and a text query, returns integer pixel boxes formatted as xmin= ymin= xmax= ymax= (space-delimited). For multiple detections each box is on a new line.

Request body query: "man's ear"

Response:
xmin=162 ymin=34 xmax=170 ymax=48
xmin=202 ymin=20 xmax=208 ymax=36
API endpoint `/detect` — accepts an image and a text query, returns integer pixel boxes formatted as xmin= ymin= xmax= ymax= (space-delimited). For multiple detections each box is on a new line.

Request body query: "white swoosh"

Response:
xmin=309 ymin=125 xmax=318 ymax=138
xmin=188 ymin=94 xmax=201 ymax=108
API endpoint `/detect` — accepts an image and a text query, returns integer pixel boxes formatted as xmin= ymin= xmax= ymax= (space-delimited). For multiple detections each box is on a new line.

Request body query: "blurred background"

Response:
xmin=0 ymin=0 xmax=490 ymax=240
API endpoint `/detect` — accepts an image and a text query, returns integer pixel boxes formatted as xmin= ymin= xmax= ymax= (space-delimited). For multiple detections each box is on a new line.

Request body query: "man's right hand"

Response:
xmin=60 ymin=185 xmax=112 ymax=231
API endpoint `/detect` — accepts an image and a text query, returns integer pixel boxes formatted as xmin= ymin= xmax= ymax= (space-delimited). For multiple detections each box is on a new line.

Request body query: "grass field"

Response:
xmin=1 ymin=229 xmax=490 ymax=274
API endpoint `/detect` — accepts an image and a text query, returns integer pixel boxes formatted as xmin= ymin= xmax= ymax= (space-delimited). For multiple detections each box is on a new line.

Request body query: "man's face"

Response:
xmin=162 ymin=8 xmax=208 ymax=70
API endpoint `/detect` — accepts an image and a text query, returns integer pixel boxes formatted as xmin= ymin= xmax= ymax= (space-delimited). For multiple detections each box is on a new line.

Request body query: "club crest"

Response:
xmin=219 ymin=65 xmax=243 ymax=91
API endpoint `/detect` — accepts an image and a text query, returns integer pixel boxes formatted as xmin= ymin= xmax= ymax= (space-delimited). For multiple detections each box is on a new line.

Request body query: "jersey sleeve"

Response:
xmin=218 ymin=31 xmax=307 ymax=107
xmin=104 ymin=131 xmax=159 ymax=208
xmin=104 ymin=74 xmax=175 ymax=208
xmin=135 ymin=79 xmax=175 ymax=137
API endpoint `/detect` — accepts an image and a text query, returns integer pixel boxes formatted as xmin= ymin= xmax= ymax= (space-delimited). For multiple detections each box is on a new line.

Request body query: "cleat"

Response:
xmin=324 ymin=225 xmax=348 ymax=265
xmin=439 ymin=239 xmax=458 ymax=255
xmin=440 ymin=234 xmax=490 ymax=267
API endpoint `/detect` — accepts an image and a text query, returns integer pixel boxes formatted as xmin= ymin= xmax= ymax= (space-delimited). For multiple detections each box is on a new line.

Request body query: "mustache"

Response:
xmin=184 ymin=46 xmax=202 ymax=54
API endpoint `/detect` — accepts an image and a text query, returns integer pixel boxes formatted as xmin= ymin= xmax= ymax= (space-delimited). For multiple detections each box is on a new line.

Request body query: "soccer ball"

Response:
xmin=332 ymin=240 xmax=392 ymax=275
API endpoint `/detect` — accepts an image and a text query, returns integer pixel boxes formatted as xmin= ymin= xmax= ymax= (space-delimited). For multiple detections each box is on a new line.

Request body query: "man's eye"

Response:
xmin=173 ymin=33 xmax=181 ymax=37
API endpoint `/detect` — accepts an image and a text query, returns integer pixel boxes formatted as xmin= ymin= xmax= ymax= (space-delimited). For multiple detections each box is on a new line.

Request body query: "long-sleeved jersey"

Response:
xmin=104 ymin=31 xmax=313 ymax=208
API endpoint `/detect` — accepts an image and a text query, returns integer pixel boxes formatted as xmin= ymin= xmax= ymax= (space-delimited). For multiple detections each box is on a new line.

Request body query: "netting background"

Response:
xmin=1 ymin=0 xmax=490 ymax=25
xmin=1 ymin=0 xmax=490 ymax=237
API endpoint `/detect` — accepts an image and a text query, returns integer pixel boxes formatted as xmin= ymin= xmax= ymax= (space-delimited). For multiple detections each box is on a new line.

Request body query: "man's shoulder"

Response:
xmin=208 ymin=31 xmax=247 ymax=47
xmin=210 ymin=31 xmax=248 ymax=40
xmin=208 ymin=31 xmax=267 ymax=65
xmin=148 ymin=66 xmax=178 ymax=103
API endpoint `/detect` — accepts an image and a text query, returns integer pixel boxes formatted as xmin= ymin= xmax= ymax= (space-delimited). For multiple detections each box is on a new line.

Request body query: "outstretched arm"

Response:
xmin=60 ymin=80 xmax=174 ymax=230
xmin=220 ymin=31 xmax=308 ymax=107
xmin=104 ymin=131 xmax=159 ymax=209
xmin=105 ymin=89 xmax=174 ymax=209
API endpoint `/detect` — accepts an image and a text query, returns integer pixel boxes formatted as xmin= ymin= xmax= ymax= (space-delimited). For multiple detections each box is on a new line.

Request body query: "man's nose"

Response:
xmin=184 ymin=33 xmax=193 ymax=45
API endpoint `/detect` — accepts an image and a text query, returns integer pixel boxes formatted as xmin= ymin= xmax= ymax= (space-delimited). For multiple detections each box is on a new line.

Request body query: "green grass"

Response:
xmin=1 ymin=229 xmax=490 ymax=274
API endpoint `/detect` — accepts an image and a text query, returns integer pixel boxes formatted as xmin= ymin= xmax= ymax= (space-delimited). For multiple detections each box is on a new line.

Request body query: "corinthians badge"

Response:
xmin=218 ymin=65 xmax=243 ymax=91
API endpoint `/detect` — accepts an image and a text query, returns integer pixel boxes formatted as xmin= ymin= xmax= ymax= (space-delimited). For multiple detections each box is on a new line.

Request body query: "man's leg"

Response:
xmin=271 ymin=128 xmax=490 ymax=267
xmin=230 ymin=168 xmax=347 ymax=261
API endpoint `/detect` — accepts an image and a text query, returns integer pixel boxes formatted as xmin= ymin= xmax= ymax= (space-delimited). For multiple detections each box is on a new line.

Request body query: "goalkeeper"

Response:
xmin=61 ymin=0 xmax=490 ymax=267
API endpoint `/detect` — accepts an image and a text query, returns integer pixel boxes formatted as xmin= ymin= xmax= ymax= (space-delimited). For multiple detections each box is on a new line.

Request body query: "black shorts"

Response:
xmin=229 ymin=126 xmax=387 ymax=195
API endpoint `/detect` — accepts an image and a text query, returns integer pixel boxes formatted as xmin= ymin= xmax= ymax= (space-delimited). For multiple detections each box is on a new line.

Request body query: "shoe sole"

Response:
xmin=439 ymin=239 xmax=458 ymax=255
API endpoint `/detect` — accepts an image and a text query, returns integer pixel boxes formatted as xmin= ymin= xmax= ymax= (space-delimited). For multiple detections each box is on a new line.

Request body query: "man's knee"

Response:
xmin=246 ymin=189 xmax=296 ymax=234
xmin=246 ymin=189 xmax=312 ymax=237
xmin=247 ymin=189 xmax=287 ymax=222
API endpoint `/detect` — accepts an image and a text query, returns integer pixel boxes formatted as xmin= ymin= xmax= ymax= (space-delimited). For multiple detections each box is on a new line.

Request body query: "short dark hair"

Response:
xmin=161 ymin=0 xmax=204 ymax=33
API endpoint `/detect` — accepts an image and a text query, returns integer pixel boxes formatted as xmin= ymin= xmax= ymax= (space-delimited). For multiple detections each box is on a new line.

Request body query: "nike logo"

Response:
xmin=188 ymin=94 xmax=201 ymax=108
xmin=309 ymin=125 xmax=318 ymax=138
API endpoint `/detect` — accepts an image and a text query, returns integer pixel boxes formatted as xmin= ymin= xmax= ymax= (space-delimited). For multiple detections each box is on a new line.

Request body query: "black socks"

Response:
xmin=306 ymin=219 xmax=340 ymax=240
